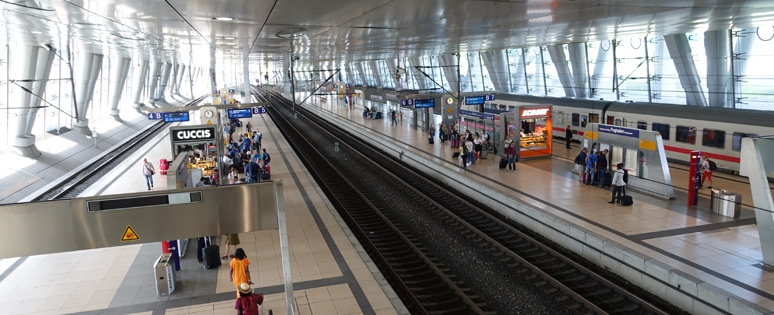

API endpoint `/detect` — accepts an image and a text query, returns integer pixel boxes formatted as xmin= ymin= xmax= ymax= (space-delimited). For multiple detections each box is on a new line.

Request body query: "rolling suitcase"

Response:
xmin=620 ymin=195 xmax=633 ymax=206
xmin=450 ymin=138 xmax=459 ymax=148
xmin=263 ymin=165 xmax=271 ymax=175
xmin=499 ymin=158 xmax=507 ymax=169
xmin=604 ymin=171 xmax=613 ymax=187
xmin=202 ymin=236 xmax=221 ymax=270
xmin=428 ymin=137 xmax=434 ymax=144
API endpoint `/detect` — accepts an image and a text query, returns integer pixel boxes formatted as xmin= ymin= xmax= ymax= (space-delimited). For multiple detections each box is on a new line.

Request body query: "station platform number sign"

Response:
xmin=251 ymin=107 xmax=266 ymax=114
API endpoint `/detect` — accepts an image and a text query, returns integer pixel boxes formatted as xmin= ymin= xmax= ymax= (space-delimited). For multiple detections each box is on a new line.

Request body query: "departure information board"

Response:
xmin=227 ymin=109 xmax=253 ymax=119
xmin=164 ymin=112 xmax=190 ymax=122
xmin=414 ymin=98 xmax=435 ymax=108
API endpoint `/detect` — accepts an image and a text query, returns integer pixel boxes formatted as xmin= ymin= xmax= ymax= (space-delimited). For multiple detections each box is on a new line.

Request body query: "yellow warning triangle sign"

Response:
xmin=207 ymin=120 xmax=212 ymax=125
xmin=121 ymin=225 xmax=140 ymax=242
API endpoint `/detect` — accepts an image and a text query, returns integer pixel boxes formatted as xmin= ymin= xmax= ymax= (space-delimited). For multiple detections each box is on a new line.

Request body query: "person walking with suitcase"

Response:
xmin=229 ymin=248 xmax=252 ymax=298
xmin=609 ymin=163 xmax=627 ymax=204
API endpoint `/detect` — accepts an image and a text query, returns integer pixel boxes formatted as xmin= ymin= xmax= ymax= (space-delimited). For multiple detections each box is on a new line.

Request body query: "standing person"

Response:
xmin=245 ymin=159 xmax=261 ymax=183
xmin=262 ymin=148 xmax=271 ymax=166
xmin=585 ymin=151 xmax=598 ymax=185
xmin=391 ymin=110 xmax=397 ymax=125
xmin=565 ymin=125 xmax=573 ymax=149
xmin=577 ymin=148 xmax=588 ymax=182
xmin=505 ymin=142 xmax=518 ymax=171
xmin=609 ymin=163 xmax=627 ymax=204
xmin=460 ymin=139 xmax=469 ymax=168
xmin=482 ymin=130 xmax=491 ymax=151
xmin=473 ymin=135 xmax=483 ymax=160
xmin=597 ymin=149 xmax=609 ymax=187
xmin=229 ymin=248 xmax=251 ymax=298
xmin=210 ymin=169 xmax=220 ymax=186
xmin=245 ymin=121 xmax=253 ymax=133
xmin=235 ymin=282 xmax=264 ymax=315
xmin=228 ymin=167 xmax=240 ymax=185
xmin=142 ymin=158 xmax=155 ymax=190
xmin=465 ymin=139 xmax=475 ymax=166
xmin=701 ymin=155 xmax=714 ymax=188
xmin=222 ymin=233 xmax=241 ymax=260
xmin=439 ymin=123 xmax=446 ymax=143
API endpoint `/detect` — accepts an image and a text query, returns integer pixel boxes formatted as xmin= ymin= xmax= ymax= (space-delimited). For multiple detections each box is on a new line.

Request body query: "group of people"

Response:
xmin=196 ymin=235 xmax=264 ymax=315
xmin=576 ymin=148 xmax=629 ymax=203
xmin=456 ymin=129 xmax=492 ymax=168
xmin=222 ymin=127 xmax=271 ymax=184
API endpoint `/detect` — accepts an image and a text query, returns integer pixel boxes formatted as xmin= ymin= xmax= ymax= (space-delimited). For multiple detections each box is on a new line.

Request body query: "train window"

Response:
xmin=652 ymin=123 xmax=670 ymax=140
xmin=572 ymin=113 xmax=580 ymax=126
xmin=581 ymin=115 xmax=588 ymax=128
xmin=702 ymin=129 xmax=726 ymax=148
xmin=589 ymin=113 xmax=599 ymax=123
xmin=607 ymin=116 xmax=615 ymax=125
xmin=675 ymin=126 xmax=696 ymax=144
xmin=732 ymin=133 xmax=758 ymax=151
xmin=614 ymin=118 xmax=622 ymax=126
xmin=636 ymin=121 xmax=647 ymax=130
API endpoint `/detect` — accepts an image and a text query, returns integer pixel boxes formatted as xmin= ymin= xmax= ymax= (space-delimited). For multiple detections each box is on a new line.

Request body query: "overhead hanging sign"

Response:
xmin=459 ymin=109 xmax=495 ymax=120
xmin=251 ymin=107 xmax=266 ymax=114
xmin=227 ymin=109 xmax=253 ymax=119
xmin=401 ymin=99 xmax=414 ymax=107
xmin=465 ymin=96 xmax=485 ymax=105
xmin=164 ymin=112 xmax=190 ymax=123
xmin=599 ymin=125 xmax=640 ymax=138
xmin=414 ymin=98 xmax=435 ymax=108
xmin=148 ymin=112 xmax=163 ymax=120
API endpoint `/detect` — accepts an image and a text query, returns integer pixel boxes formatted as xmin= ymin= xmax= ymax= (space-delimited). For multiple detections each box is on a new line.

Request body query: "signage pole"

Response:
xmin=290 ymin=29 xmax=296 ymax=114
xmin=688 ymin=151 xmax=701 ymax=206
xmin=217 ymin=112 xmax=224 ymax=185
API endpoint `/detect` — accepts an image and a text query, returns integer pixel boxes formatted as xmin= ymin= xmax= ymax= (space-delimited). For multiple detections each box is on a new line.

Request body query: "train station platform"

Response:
xmin=300 ymin=97 xmax=774 ymax=314
xmin=0 ymin=105 xmax=406 ymax=314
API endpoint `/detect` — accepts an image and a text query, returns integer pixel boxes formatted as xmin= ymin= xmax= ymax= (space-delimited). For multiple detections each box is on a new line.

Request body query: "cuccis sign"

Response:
xmin=172 ymin=127 xmax=216 ymax=143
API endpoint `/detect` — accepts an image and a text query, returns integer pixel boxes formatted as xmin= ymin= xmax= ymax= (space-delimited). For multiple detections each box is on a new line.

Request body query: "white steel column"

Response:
xmin=175 ymin=65 xmax=186 ymax=96
xmin=243 ymin=51 xmax=251 ymax=103
xmin=409 ymin=56 xmax=427 ymax=91
xmin=73 ymin=52 xmax=104 ymax=135
xmin=355 ymin=62 xmax=368 ymax=86
xmin=546 ymin=45 xmax=576 ymax=98
xmin=108 ymin=56 xmax=131 ymax=121
xmin=739 ymin=138 xmax=774 ymax=266
xmin=10 ymin=44 xmax=55 ymax=157
xmin=480 ymin=50 xmax=510 ymax=93
xmin=438 ymin=55 xmax=459 ymax=93
xmin=568 ymin=43 xmax=589 ymax=98
xmin=169 ymin=63 xmax=180 ymax=98
xmin=156 ymin=62 xmax=172 ymax=103
xmin=385 ymin=59 xmax=402 ymax=91
xmin=147 ymin=59 xmax=162 ymax=105
xmin=131 ymin=59 xmax=149 ymax=110
xmin=591 ymin=41 xmax=612 ymax=98
xmin=663 ymin=33 xmax=708 ymax=106
xmin=704 ymin=30 xmax=732 ymax=108
xmin=368 ymin=60 xmax=382 ymax=88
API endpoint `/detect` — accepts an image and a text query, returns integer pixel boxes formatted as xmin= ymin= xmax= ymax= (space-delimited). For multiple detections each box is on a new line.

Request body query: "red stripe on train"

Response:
xmin=551 ymin=127 xmax=739 ymax=163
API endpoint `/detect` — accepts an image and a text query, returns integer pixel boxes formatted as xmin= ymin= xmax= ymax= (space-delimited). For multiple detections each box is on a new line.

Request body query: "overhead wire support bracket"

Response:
xmin=413 ymin=66 xmax=455 ymax=97
xmin=298 ymin=70 xmax=340 ymax=105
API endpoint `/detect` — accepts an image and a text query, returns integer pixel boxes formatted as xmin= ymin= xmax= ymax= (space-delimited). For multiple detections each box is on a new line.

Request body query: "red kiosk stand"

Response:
xmin=688 ymin=151 xmax=702 ymax=206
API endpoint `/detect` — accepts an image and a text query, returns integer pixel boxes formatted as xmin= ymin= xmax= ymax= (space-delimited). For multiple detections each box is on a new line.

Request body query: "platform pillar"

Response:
xmin=175 ymin=64 xmax=186 ymax=96
xmin=704 ymin=30 xmax=732 ymax=108
xmin=663 ymin=33 xmax=708 ymax=106
xmin=568 ymin=43 xmax=588 ymax=98
xmin=243 ymin=53 xmax=251 ymax=103
xmin=156 ymin=62 xmax=172 ymax=103
xmin=147 ymin=59 xmax=162 ymax=105
xmin=739 ymin=138 xmax=774 ymax=266
xmin=108 ymin=56 xmax=131 ymax=121
xmin=10 ymin=44 xmax=55 ymax=158
xmin=132 ymin=59 xmax=149 ymax=111
xmin=73 ymin=52 xmax=104 ymax=135
xmin=480 ymin=50 xmax=510 ymax=93
xmin=545 ymin=45 xmax=575 ymax=97
xmin=409 ymin=56 xmax=427 ymax=91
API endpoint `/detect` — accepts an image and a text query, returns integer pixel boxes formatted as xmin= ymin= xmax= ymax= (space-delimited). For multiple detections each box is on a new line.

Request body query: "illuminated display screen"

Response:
xmin=227 ymin=109 xmax=253 ymax=119
xmin=414 ymin=98 xmax=435 ymax=108
xmin=164 ymin=112 xmax=190 ymax=122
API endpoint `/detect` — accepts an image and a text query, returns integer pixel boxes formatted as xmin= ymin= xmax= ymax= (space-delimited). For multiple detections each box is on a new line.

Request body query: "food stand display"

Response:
xmin=518 ymin=106 xmax=552 ymax=158
xmin=169 ymin=125 xmax=220 ymax=178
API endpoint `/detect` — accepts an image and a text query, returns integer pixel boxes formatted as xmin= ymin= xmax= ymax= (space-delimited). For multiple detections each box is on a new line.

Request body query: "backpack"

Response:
xmin=264 ymin=153 xmax=271 ymax=163
xmin=708 ymin=160 xmax=717 ymax=171
xmin=623 ymin=171 xmax=628 ymax=184
xmin=238 ymin=294 xmax=262 ymax=315
xmin=462 ymin=144 xmax=469 ymax=155
xmin=574 ymin=154 xmax=580 ymax=164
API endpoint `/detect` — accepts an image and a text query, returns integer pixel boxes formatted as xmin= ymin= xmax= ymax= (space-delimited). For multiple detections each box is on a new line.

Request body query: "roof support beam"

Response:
xmin=663 ymin=33 xmax=708 ymax=106
xmin=568 ymin=43 xmax=589 ymax=99
xmin=409 ymin=56 xmax=427 ymax=91
xmin=73 ymin=52 xmax=104 ymax=135
xmin=131 ymin=59 xmax=149 ymax=111
xmin=147 ymin=59 xmax=163 ymax=105
xmin=704 ymin=30 xmax=732 ymax=108
xmin=156 ymin=62 xmax=173 ymax=103
xmin=10 ymin=44 xmax=55 ymax=158
xmin=108 ymin=56 xmax=131 ymax=121
xmin=368 ymin=60 xmax=382 ymax=88
xmin=546 ymin=44 xmax=576 ymax=98
xmin=480 ymin=50 xmax=509 ymax=93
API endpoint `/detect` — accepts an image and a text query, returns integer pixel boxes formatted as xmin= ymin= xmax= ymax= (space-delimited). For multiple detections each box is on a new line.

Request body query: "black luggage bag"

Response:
xmin=452 ymin=152 xmax=460 ymax=158
xmin=202 ymin=236 xmax=221 ymax=269
xmin=620 ymin=195 xmax=633 ymax=206
xmin=499 ymin=158 xmax=507 ymax=169
xmin=604 ymin=171 xmax=613 ymax=187
xmin=428 ymin=137 xmax=434 ymax=144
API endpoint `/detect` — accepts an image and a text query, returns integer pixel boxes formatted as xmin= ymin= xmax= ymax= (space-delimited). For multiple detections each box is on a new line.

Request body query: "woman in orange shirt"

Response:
xmin=230 ymin=248 xmax=252 ymax=297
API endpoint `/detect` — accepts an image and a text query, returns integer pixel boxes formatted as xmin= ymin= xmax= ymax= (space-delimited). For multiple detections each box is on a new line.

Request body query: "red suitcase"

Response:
xmin=263 ymin=165 xmax=270 ymax=175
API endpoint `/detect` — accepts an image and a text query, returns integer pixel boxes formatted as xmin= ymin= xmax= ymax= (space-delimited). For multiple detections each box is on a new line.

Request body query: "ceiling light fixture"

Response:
xmin=31 ymin=31 xmax=43 ymax=34
xmin=224 ymin=37 xmax=235 ymax=40
xmin=214 ymin=17 xmax=233 ymax=21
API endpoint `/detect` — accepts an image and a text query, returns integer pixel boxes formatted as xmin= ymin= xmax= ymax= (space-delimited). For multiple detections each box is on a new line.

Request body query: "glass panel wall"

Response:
xmin=615 ymin=37 xmax=650 ymax=102
xmin=543 ymin=45 xmax=564 ymax=97
xmin=505 ymin=48 xmax=528 ymax=94
xmin=467 ymin=52 xmax=484 ymax=91
xmin=524 ymin=47 xmax=545 ymax=95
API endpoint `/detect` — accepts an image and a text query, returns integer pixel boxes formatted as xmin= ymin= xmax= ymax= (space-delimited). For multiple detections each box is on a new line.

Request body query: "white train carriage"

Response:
xmin=550 ymin=103 xmax=774 ymax=172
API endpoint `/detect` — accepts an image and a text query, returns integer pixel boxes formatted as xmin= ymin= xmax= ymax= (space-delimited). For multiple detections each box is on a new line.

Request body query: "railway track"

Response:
xmin=259 ymin=88 xmax=680 ymax=314
xmin=31 ymin=95 xmax=207 ymax=201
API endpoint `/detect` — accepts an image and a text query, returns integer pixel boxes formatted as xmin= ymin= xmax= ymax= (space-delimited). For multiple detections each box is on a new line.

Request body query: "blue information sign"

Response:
xmin=227 ymin=109 xmax=253 ymax=119
xmin=414 ymin=98 xmax=435 ymax=108
xmin=147 ymin=112 xmax=163 ymax=120
xmin=401 ymin=99 xmax=414 ymax=107
xmin=346 ymin=84 xmax=351 ymax=88
xmin=465 ymin=96 xmax=485 ymax=105
xmin=164 ymin=112 xmax=190 ymax=122
xmin=251 ymin=107 xmax=266 ymax=114
xmin=598 ymin=125 xmax=639 ymax=138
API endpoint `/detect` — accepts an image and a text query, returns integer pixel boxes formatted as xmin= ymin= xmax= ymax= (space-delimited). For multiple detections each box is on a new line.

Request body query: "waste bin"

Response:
xmin=154 ymin=253 xmax=176 ymax=296
xmin=710 ymin=189 xmax=742 ymax=218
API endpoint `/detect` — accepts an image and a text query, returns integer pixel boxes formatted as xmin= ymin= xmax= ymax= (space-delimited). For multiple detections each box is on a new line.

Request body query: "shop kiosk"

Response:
xmin=517 ymin=106 xmax=553 ymax=159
